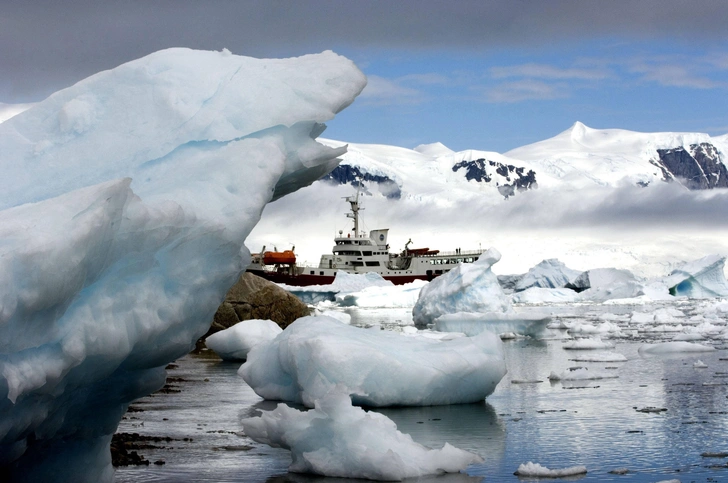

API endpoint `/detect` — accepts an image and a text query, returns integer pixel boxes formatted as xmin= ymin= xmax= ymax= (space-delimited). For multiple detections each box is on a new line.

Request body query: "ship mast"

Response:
xmin=345 ymin=180 xmax=363 ymax=237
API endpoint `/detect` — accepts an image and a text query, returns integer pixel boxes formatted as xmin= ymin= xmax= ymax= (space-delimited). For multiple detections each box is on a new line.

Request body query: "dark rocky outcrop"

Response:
xmin=452 ymin=159 xmax=537 ymax=199
xmin=654 ymin=143 xmax=728 ymax=190
xmin=321 ymin=164 xmax=401 ymax=199
xmin=205 ymin=273 xmax=310 ymax=338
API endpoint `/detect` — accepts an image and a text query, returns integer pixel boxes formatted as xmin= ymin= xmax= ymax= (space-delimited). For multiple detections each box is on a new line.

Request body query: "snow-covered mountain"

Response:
xmin=320 ymin=122 xmax=728 ymax=200
xmin=251 ymin=122 xmax=728 ymax=277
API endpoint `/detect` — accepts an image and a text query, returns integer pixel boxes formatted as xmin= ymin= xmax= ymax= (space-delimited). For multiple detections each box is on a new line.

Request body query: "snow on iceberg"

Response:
xmin=241 ymin=391 xmax=483 ymax=480
xmin=239 ymin=316 xmax=506 ymax=407
xmin=0 ymin=48 xmax=366 ymax=482
xmin=205 ymin=319 xmax=282 ymax=361
xmin=412 ymin=248 xmax=512 ymax=327
xmin=663 ymin=254 xmax=728 ymax=298
xmin=514 ymin=259 xmax=581 ymax=292
xmin=511 ymin=287 xmax=579 ymax=304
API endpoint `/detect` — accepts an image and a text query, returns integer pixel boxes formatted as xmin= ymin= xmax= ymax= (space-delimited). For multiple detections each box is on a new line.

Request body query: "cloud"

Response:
xmin=484 ymin=80 xmax=569 ymax=103
xmin=3 ymin=0 xmax=728 ymax=100
xmin=358 ymin=75 xmax=426 ymax=106
xmin=629 ymin=62 xmax=726 ymax=89
xmin=490 ymin=63 xmax=611 ymax=81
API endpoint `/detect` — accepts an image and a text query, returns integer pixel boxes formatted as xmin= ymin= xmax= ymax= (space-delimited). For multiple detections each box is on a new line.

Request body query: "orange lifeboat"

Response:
xmin=263 ymin=250 xmax=296 ymax=265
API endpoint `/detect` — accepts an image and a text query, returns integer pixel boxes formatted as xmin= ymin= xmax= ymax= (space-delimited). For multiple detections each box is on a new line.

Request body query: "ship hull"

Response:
xmin=247 ymin=269 xmax=431 ymax=286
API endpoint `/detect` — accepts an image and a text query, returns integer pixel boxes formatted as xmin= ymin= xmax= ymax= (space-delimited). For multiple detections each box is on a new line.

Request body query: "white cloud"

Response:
xmin=358 ymin=75 xmax=426 ymax=105
xmin=490 ymin=63 xmax=610 ymax=80
xmin=484 ymin=80 xmax=568 ymax=103
xmin=629 ymin=62 xmax=725 ymax=89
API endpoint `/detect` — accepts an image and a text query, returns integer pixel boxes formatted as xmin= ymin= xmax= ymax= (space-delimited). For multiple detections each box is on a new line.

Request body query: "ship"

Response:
xmin=247 ymin=190 xmax=485 ymax=286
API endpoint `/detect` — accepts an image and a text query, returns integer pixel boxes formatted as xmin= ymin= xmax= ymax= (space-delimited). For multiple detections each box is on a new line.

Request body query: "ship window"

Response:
xmin=351 ymin=261 xmax=364 ymax=267
xmin=320 ymin=271 xmax=324 ymax=275
xmin=435 ymin=270 xmax=443 ymax=274
xmin=365 ymin=261 xmax=380 ymax=267
xmin=362 ymin=251 xmax=372 ymax=256
xmin=310 ymin=271 xmax=315 ymax=275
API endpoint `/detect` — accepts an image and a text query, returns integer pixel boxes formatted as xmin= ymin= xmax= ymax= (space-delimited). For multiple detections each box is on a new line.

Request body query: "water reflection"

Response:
xmin=266 ymin=472 xmax=483 ymax=483
xmin=377 ymin=402 xmax=506 ymax=466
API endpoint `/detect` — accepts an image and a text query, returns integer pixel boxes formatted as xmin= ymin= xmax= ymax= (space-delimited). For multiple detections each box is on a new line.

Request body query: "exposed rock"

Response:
xmin=451 ymin=158 xmax=537 ymax=199
xmin=654 ymin=143 xmax=728 ymax=190
xmin=206 ymin=273 xmax=310 ymax=338
xmin=321 ymin=164 xmax=401 ymax=199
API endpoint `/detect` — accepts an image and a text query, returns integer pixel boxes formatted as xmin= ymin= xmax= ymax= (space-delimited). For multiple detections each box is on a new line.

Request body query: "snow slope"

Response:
xmin=0 ymin=48 xmax=365 ymax=482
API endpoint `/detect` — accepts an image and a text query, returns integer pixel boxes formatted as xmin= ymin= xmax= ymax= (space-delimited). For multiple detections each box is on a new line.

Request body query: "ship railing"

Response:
xmin=418 ymin=249 xmax=485 ymax=258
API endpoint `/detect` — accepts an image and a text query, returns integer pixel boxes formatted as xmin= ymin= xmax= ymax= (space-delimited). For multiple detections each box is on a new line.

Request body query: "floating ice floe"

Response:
xmin=693 ymin=360 xmax=708 ymax=368
xmin=514 ymin=462 xmax=587 ymax=477
xmin=511 ymin=287 xmax=579 ymax=304
xmin=282 ymin=271 xmax=394 ymax=304
xmin=315 ymin=309 xmax=352 ymax=325
xmin=336 ymin=279 xmax=427 ymax=307
xmin=568 ymin=352 xmax=627 ymax=362
xmin=241 ymin=391 xmax=483 ymax=480
xmin=663 ymin=254 xmax=728 ymax=298
xmin=0 ymin=48 xmax=366 ymax=482
xmin=562 ymin=337 xmax=615 ymax=350
xmin=433 ymin=311 xmax=552 ymax=338
xmin=205 ymin=319 xmax=282 ymax=361
xmin=513 ymin=259 xmax=581 ymax=292
xmin=548 ymin=368 xmax=619 ymax=381
xmin=239 ymin=316 xmax=506 ymax=407
xmin=638 ymin=341 xmax=716 ymax=355
xmin=568 ymin=321 xmax=623 ymax=337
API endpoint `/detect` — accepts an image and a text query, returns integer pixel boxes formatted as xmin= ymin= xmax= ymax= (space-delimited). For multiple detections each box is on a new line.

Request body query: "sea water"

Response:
xmin=115 ymin=302 xmax=728 ymax=482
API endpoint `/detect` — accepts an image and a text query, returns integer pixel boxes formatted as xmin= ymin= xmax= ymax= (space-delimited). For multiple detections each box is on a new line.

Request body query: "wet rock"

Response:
xmin=206 ymin=273 xmax=310 ymax=337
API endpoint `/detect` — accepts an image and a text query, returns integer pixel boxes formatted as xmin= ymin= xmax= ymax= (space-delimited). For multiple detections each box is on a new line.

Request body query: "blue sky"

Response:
xmin=2 ymin=1 xmax=727 ymax=153
xmin=325 ymin=40 xmax=728 ymax=152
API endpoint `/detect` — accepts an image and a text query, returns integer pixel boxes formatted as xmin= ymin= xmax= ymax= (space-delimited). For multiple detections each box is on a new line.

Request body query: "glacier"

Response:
xmin=0 ymin=48 xmax=366 ymax=482
xmin=239 ymin=316 xmax=506 ymax=407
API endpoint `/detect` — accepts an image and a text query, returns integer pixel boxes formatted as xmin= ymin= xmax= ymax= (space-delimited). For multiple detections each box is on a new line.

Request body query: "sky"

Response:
xmin=2 ymin=1 xmax=728 ymax=153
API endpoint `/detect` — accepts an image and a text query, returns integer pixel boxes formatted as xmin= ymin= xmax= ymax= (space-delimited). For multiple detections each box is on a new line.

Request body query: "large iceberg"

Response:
xmin=663 ymin=254 xmax=728 ymax=298
xmin=239 ymin=316 xmax=506 ymax=407
xmin=514 ymin=259 xmax=581 ymax=292
xmin=0 ymin=48 xmax=366 ymax=482
xmin=412 ymin=248 xmax=512 ymax=327
xmin=241 ymin=391 xmax=483 ymax=480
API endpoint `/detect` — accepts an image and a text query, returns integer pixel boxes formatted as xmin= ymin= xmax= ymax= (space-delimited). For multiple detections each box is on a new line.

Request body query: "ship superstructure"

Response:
xmin=247 ymin=190 xmax=484 ymax=286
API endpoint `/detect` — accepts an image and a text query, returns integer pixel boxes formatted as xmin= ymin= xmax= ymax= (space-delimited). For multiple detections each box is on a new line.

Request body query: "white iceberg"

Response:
xmin=514 ymin=461 xmax=587 ymax=477
xmin=511 ymin=287 xmax=579 ymax=304
xmin=568 ymin=352 xmax=627 ymax=362
xmin=663 ymin=254 xmax=728 ymax=298
xmin=639 ymin=341 xmax=716 ymax=355
xmin=562 ymin=337 xmax=615 ymax=350
xmin=514 ymin=259 xmax=581 ymax=292
xmin=205 ymin=319 xmax=282 ymax=361
xmin=282 ymin=271 xmax=394 ymax=304
xmin=570 ymin=268 xmax=644 ymax=301
xmin=548 ymin=368 xmax=619 ymax=381
xmin=412 ymin=248 xmax=513 ymax=327
xmin=0 ymin=48 xmax=365 ymax=482
xmin=336 ymin=279 xmax=427 ymax=307
xmin=239 ymin=316 xmax=506 ymax=407
xmin=241 ymin=391 xmax=483 ymax=480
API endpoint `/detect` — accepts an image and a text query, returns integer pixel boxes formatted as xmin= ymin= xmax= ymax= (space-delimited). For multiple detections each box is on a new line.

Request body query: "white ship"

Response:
xmin=247 ymin=190 xmax=484 ymax=286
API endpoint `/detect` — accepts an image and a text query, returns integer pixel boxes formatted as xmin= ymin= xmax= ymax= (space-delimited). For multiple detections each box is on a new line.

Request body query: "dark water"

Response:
xmin=114 ymin=306 xmax=728 ymax=483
